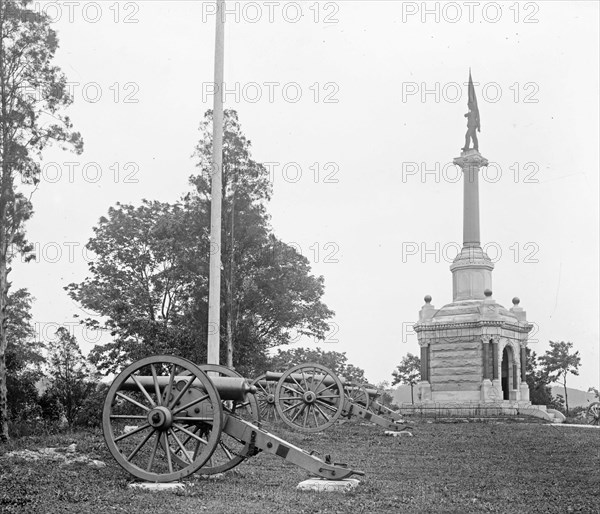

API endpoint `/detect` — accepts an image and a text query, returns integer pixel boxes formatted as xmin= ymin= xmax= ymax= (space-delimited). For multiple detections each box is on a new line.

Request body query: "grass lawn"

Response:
xmin=1 ymin=419 xmax=598 ymax=513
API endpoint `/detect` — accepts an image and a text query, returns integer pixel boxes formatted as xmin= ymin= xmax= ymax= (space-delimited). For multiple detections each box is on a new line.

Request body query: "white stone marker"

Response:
xmin=384 ymin=430 xmax=413 ymax=437
xmin=297 ymin=478 xmax=360 ymax=492
xmin=128 ymin=482 xmax=185 ymax=492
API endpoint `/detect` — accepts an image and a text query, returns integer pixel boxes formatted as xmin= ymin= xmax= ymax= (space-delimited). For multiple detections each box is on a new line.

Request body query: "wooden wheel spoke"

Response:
xmin=289 ymin=374 xmax=305 ymax=392
xmin=168 ymin=376 xmax=197 ymax=410
xmin=172 ymin=393 xmax=210 ymax=416
xmin=312 ymin=371 xmax=327 ymax=393
xmin=316 ymin=382 xmax=338 ymax=394
xmin=172 ymin=422 xmax=210 ymax=445
xmin=281 ymin=383 xmax=303 ymax=396
xmin=312 ymin=406 xmax=320 ymax=427
xmin=110 ymin=415 xmax=147 ymax=420
xmin=130 ymin=374 xmax=156 ymax=408
xmin=168 ymin=429 xmax=192 ymax=464
xmin=302 ymin=405 xmax=310 ymax=427
xmin=126 ymin=428 xmax=156 ymax=462
xmin=316 ymin=394 xmax=340 ymax=400
xmin=281 ymin=402 xmax=303 ymax=414
xmin=114 ymin=423 xmax=151 ymax=442
xmin=315 ymin=399 xmax=338 ymax=413
xmin=115 ymin=391 xmax=150 ymax=412
xmin=163 ymin=364 xmax=177 ymax=406
xmin=290 ymin=403 xmax=307 ymax=423
xmin=313 ymin=403 xmax=331 ymax=422
xmin=219 ymin=440 xmax=234 ymax=460
xmin=146 ymin=431 xmax=161 ymax=471
xmin=150 ymin=364 xmax=162 ymax=406
xmin=162 ymin=433 xmax=174 ymax=473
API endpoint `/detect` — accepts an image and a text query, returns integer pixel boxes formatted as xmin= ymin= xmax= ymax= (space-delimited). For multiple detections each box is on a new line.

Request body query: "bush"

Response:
xmin=73 ymin=383 xmax=109 ymax=428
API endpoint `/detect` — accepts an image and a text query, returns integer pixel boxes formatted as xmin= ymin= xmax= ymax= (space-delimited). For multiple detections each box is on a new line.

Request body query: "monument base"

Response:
xmin=396 ymin=401 xmax=561 ymax=423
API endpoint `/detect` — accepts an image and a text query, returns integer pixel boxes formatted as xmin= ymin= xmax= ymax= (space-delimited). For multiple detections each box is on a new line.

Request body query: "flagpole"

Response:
xmin=207 ymin=0 xmax=225 ymax=365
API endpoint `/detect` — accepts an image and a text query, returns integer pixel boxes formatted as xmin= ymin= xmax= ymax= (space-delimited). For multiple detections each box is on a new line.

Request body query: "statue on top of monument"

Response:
xmin=462 ymin=70 xmax=481 ymax=152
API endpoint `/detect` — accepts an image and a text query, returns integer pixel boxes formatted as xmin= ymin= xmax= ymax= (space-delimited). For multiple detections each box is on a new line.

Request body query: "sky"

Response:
xmin=11 ymin=0 xmax=600 ymax=390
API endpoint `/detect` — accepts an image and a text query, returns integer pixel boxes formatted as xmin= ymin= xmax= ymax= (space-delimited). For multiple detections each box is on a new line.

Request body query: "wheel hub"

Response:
xmin=303 ymin=391 xmax=317 ymax=404
xmin=147 ymin=406 xmax=173 ymax=430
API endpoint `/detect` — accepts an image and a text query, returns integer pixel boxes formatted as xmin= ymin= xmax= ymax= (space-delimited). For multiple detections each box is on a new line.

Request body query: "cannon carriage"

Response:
xmin=103 ymin=356 xmax=364 ymax=483
xmin=252 ymin=363 xmax=410 ymax=433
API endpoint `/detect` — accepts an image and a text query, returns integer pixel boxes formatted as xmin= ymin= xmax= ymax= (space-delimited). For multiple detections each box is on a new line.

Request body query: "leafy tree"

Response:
xmin=5 ymin=288 xmax=44 ymax=421
xmin=375 ymin=381 xmax=398 ymax=409
xmin=525 ymin=349 xmax=558 ymax=407
xmin=0 ymin=0 xmax=83 ymax=441
xmin=43 ymin=327 xmax=94 ymax=425
xmin=66 ymin=200 xmax=207 ymax=374
xmin=539 ymin=341 xmax=581 ymax=415
xmin=191 ymin=109 xmax=333 ymax=370
xmin=68 ymin=110 xmax=333 ymax=376
xmin=266 ymin=347 xmax=367 ymax=383
xmin=391 ymin=353 xmax=421 ymax=404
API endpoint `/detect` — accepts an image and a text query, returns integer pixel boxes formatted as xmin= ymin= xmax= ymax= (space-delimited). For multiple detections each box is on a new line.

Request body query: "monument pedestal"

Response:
xmin=412 ymin=150 xmax=534 ymax=409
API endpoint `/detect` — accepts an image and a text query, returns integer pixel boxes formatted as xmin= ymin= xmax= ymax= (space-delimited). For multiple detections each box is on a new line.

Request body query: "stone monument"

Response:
xmin=411 ymin=73 xmax=559 ymax=420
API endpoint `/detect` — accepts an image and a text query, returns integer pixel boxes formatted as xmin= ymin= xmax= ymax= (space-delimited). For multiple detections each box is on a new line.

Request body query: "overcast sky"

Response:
xmin=12 ymin=0 xmax=599 ymax=390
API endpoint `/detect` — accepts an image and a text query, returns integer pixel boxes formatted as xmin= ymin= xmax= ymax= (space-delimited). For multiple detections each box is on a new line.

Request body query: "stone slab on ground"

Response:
xmin=129 ymin=482 xmax=185 ymax=492
xmin=384 ymin=430 xmax=413 ymax=437
xmin=297 ymin=478 xmax=360 ymax=492
xmin=547 ymin=423 xmax=599 ymax=429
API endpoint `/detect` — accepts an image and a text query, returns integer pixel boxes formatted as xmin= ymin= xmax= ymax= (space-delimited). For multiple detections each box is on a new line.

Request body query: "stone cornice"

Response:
xmin=414 ymin=319 xmax=533 ymax=334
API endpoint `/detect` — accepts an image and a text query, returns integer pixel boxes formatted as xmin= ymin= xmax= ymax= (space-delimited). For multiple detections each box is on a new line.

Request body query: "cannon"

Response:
xmin=254 ymin=363 xmax=409 ymax=433
xmin=103 ymin=355 xmax=364 ymax=483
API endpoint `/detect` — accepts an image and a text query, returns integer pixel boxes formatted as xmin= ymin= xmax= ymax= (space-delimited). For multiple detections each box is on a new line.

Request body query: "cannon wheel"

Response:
xmin=103 ymin=355 xmax=223 ymax=483
xmin=586 ymin=402 xmax=600 ymax=426
xmin=252 ymin=373 xmax=279 ymax=423
xmin=275 ymin=363 xmax=345 ymax=433
xmin=169 ymin=364 xmax=260 ymax=475
xmin=346 ymin=383 xmax=370 ymax=410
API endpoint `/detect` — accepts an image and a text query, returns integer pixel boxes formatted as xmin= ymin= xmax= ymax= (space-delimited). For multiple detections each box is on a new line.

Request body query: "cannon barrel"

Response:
xmin=265 ymin=371 xmax=346 ymax=387
xmin=123 ymin=376 xmax=256 ymax=402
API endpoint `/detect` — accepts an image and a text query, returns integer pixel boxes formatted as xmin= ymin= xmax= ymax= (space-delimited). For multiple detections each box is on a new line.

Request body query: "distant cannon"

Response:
xmin=254 ymin=363 xmax=410 ymax=433
xmin=103 ymin=356 xmax=364 ymax=483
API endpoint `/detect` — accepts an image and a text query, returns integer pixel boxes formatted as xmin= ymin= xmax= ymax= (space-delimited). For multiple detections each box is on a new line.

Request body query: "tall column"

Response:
xmin=450 ymin=151 xmax=494 ymax=301
xmin=482 ymin=340 xmax=489 ymax=379
xmin=520 ymin=346 xmax=527 ymax=382
xmin=420 ymin=345 xmax=429 ymax=381
xmin=492 ymin=341 xmax=498 ymax=379
xmin=463 ymin=163 xmax=480 ymax=247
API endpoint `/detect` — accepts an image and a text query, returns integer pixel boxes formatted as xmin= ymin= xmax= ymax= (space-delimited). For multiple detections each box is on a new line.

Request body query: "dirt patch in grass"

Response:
xmin=0 ymin=421 xmax=598 ymax=513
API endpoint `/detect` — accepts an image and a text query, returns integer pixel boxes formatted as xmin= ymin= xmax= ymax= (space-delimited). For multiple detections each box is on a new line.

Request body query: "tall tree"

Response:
xmin=5 ymin=287 xmax=44 ymax=420
xmin=42 ymin=327 xmax=93 ymax=425
xmin=69 ymin=109 xmax=334 ymax=376
xmin=391 ymin=353 xmax=421 ymax=404
xmin=191 ymin=110 xmax=333 ymax=372
xmin=539 ymin=341 xmax=581 ymax=415
xmin=0 ymin=0 xmax=83 ymax=440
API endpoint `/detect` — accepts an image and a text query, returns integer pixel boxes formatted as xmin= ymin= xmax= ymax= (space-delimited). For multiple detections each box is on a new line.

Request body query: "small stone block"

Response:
xmin=128 ymin=482 xmax=185 ymax=492
xmin=385 ymin=430 xmax=413 ymax=437
xmin=297 ymin=478 xmax=360 ymax=492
